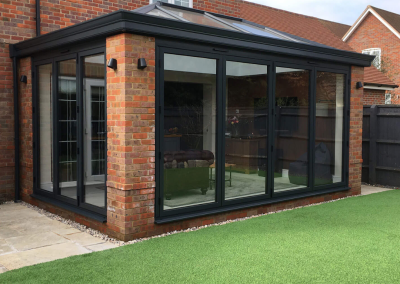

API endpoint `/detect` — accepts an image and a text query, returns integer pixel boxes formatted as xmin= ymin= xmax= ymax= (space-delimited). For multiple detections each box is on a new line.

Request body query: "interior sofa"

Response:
xmin=164 ymin=150 xmax=214 ymax=199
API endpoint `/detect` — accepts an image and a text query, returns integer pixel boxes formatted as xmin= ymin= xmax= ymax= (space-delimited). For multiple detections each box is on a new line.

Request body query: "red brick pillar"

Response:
xmin=18 ymin=57 xmax=34 ymax=202
xmin=106 ymin=33 xmax=156 ymax=241
xmin=348 ymin=66 xmax=364 ymax=195
xmin=0 ymin=44 xmax=15 ymax=202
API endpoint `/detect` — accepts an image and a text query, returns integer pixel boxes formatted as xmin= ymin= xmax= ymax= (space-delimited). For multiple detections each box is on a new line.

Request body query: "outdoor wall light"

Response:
xmin=107 ymin=58 xmax=117 ymax=70
xmin=138 ymin=58 xmax=147 ymax=69
xmin=20 ymin=75 xmax=27 ymax=84
xmin=356 ymin=82 xmax=363 ymax=89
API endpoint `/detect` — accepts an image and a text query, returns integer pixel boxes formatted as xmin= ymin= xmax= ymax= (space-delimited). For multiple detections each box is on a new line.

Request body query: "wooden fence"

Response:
xmin=362 ymin=105 xmax=400 ymax=186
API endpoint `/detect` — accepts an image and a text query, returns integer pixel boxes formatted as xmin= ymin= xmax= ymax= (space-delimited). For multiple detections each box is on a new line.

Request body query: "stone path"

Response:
xmin=361 ymin=185 xmax=394 ymax=195
xmin=0 ymin=203 xmax=118 ymax=272
xmin=0 ymin=184 xmax=394 ymax=273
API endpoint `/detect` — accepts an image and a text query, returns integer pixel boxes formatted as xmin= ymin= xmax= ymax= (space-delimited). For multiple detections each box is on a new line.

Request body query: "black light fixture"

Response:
xmin=107 ymin=58 xmax=117 ymax=70
xmin=20 ymin=75 xmax=27 ymax=83
xmin=138 ymin=58 xmax=147 ymax=69
xmin=356 ymin=81 xmax=363 ymax=89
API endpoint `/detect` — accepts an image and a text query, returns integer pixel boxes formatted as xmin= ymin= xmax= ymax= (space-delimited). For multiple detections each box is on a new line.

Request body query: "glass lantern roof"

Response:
xmin=133 ymin=1 xmax=315 ymax=44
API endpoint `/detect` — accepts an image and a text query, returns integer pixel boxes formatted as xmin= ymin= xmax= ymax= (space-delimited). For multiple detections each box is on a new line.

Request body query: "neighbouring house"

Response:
xmin=241 ymin=2 xmax=398 ymax=106
xmin=343 ymin=6 xmax=400 ymax=104
xmin=1 ymin=0 xmax=374 ymax=241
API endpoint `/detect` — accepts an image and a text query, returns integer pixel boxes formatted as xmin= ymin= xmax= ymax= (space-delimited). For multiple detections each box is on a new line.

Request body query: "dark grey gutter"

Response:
xmin=12 ymin=56 xmax=20 ymax=202
xmin=10 ymin=10 xmax=374 ymax=67
xmin=35 ymin=0 xmax=40 ymax=37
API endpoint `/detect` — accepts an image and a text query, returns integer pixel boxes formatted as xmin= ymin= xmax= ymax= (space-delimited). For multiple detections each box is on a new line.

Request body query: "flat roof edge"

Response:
xmin=10 ymin=10 xmax=374 ymax=67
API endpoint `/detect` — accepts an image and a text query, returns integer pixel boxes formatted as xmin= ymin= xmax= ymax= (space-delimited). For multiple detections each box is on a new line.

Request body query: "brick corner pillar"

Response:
xmin=18 ymin=57 xmax=34 ymax=202
xmin=106 ymin=33 xmax=156 ymax=241
xmin=349 ymin=66 xmax=364 ymax=196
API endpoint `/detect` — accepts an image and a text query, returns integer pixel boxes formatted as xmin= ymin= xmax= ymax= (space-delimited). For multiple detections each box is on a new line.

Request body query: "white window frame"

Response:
xmin=362 ymin=48 xmax=381 ymax=69
xmin=84 ymin=78 xmax=106 ymax=184
xmin=385 ymin=93 xmax=391 ymax=105
xmin=150 ymin=0 xmax=193 ymax=8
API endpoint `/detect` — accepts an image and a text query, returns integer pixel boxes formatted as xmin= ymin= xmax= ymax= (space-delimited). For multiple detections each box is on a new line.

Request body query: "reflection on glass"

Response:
xmin=315 ymin=72 xmax=344 ymax=185
xmin=274 ymin=67 xmax=309 ymax=192
xmin=39 ymin=64 xmax=53 ymax=192
xmin=58 ymin=59 xmax=77 ymax=199
xmin=147 ymin=9 xmax=176 ymax=19
xmin=162 ymin=6 xmax=236 ymax=30
xmin=224 ymin=61 xmax=268 ymax=200
xmin=163 ymin=53 xmax=216 ymax=210
xmin=83 ymin=54 xmax=106 ymax=208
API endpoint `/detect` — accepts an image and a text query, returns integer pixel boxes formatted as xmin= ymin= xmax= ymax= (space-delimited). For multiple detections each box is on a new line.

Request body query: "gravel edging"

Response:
xmin=1 ymin=194 xmax=360 ymax=246
xmin=361 ymin=182 xmax=400 ymax=190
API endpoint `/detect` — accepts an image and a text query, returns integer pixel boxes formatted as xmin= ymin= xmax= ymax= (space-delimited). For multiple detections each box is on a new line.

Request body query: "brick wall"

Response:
xmin=346 ymin=13 xmax=400 ymax=104
xmin=0 ymin=43 xmax=14 ymax=202
xmin=106 ymin=33 xmax=156 ymax=241
xmin=363 ymin=89 xmax=386 ymax=105
xmin=18 ymin=57 xmax=34 ymax=202
xmin=349 ymin=66 xmax=364 ymax=195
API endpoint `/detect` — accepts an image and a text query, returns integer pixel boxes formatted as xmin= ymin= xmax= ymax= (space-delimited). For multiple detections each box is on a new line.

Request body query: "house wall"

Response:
xmin=346 ymin=12 xmax=400 ymax=104
xmin=363 ymin=89 xmax=386 ymax=105
xmin=0 ymin=0 xmax=242 ymax=203
xmin=13 ymin=31 xmax=364 ymax=242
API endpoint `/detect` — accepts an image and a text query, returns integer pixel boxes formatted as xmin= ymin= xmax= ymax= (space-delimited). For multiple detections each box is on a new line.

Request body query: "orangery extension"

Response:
xmin=9 ymin=2 xmax=374 ymax=241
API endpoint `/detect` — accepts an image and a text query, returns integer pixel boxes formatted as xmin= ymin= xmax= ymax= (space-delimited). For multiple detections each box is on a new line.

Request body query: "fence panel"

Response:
xmin=363 ymin=105 xmax=400 ymax=186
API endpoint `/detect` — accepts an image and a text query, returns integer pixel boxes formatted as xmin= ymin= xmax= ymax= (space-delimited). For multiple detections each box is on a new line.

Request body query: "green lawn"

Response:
xmin=2 ymin=190 xmax=400 ymax=284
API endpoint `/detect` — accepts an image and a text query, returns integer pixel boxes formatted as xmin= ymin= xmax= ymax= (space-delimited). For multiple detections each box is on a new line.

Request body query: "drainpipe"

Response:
xmin=12 ymin=55 xmax=20 ymax=202
xmin=35 ymin=0 xmax=40 ymax=36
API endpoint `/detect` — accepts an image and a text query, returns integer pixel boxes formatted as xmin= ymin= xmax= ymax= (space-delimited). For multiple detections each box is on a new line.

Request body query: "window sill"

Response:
xmin=155 ymin=186 xmax=350 ymax=224
xmin=31 ymin=193 xmax=107 ymax=223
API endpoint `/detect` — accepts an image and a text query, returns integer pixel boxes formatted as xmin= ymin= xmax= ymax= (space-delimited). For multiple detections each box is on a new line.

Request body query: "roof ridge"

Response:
xmin=242 ymin=1 xmax=347 ymax=25
xmin=369 ymin=5 xmax=400 ymax=18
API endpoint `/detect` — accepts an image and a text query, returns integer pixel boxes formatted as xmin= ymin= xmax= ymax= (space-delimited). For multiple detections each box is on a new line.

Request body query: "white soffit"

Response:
xmin=343 ymin=7 xmax=400 ymax=41
xmin=364 ymin=85 xmax=397 ymax=91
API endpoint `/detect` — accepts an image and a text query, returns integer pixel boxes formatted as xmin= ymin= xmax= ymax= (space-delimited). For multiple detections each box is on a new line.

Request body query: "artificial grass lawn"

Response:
xmin=2 ymin=190 xmax=400 ymax=283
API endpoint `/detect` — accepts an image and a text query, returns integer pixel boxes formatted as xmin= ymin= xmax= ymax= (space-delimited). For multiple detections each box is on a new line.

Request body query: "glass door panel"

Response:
xmin=315 ymin=72 xmax=345 ymax=185
xmin=224 ymin=61 xmax=268 ymax=200
xmin=163 ymin=53 xmax=217 ymax=210
xmin=58 ymin=59 xmax=78 ymax=199
xmin=274 ymin=67 xmax=310 ymax=193
xmin=38 ymin=64 xmax=53 ymax=192
xmin=83 ymin=54 xmax=106 ymax=208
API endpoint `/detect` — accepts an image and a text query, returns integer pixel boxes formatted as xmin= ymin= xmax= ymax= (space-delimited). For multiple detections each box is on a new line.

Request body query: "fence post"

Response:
xmin=369 ymin=105 xmax=378 ymax=184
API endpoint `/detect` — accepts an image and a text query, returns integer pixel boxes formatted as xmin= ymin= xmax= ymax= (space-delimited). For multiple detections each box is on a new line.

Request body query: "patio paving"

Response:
xmin=0 ymin=202 xmax=118 ymax=273
xmin=0 ymin=184 xmax=393 ymax=273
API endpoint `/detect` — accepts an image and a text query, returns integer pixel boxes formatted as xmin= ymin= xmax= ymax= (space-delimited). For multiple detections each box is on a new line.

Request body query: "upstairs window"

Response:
xmin=362 ymin=48 xmax=381 ymax=69
xmin=151 ymin=0 xmax=192 ymax=8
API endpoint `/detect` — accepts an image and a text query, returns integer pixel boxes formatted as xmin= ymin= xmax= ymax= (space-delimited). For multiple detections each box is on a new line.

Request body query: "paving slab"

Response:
xmin=5 ymin=232 xmax=68 ymax=251
xmin=0 ymin=265 xmax=8 ymax=274
xmin=85 ymin=242 xmax=119 ymax=252
xmin=0 ymin=202 xmax=119 ymax=271
xmin=64 ymin=232 xmax=105 ymax=246
xmin=0 ymin=240 xmax=15 ymax=255
xmin=361 ymin=185 xmax=394 ymax=195
xmin=0 ymin=242 xmax=91 ymax=270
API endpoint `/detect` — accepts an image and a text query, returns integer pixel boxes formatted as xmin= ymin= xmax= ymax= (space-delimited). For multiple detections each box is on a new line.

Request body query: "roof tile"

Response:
xmin=241 ymin=1 xmax=354 ymax=51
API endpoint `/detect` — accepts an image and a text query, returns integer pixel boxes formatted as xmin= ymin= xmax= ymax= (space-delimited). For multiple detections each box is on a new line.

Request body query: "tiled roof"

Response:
xmin=364 ymin=66 xmax=398 ymax=87
xmin=318 ymin=19 xmax=350 ymax=38
xmin=370 ymin=6 xmax=400 ymax=35
xmin=241 ymin=1 xmax=354 ymax=51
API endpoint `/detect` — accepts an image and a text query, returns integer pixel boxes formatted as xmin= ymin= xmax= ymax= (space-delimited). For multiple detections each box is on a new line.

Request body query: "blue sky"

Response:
xmin=247 ymin=0 xmax=400 ymax=25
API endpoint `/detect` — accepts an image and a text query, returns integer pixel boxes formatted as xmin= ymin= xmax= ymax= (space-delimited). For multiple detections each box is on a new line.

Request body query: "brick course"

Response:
xmin=363 ymin=89 xmax=386 ymax=105
xmin=346 ymin=13 xmax=400 ymax=104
